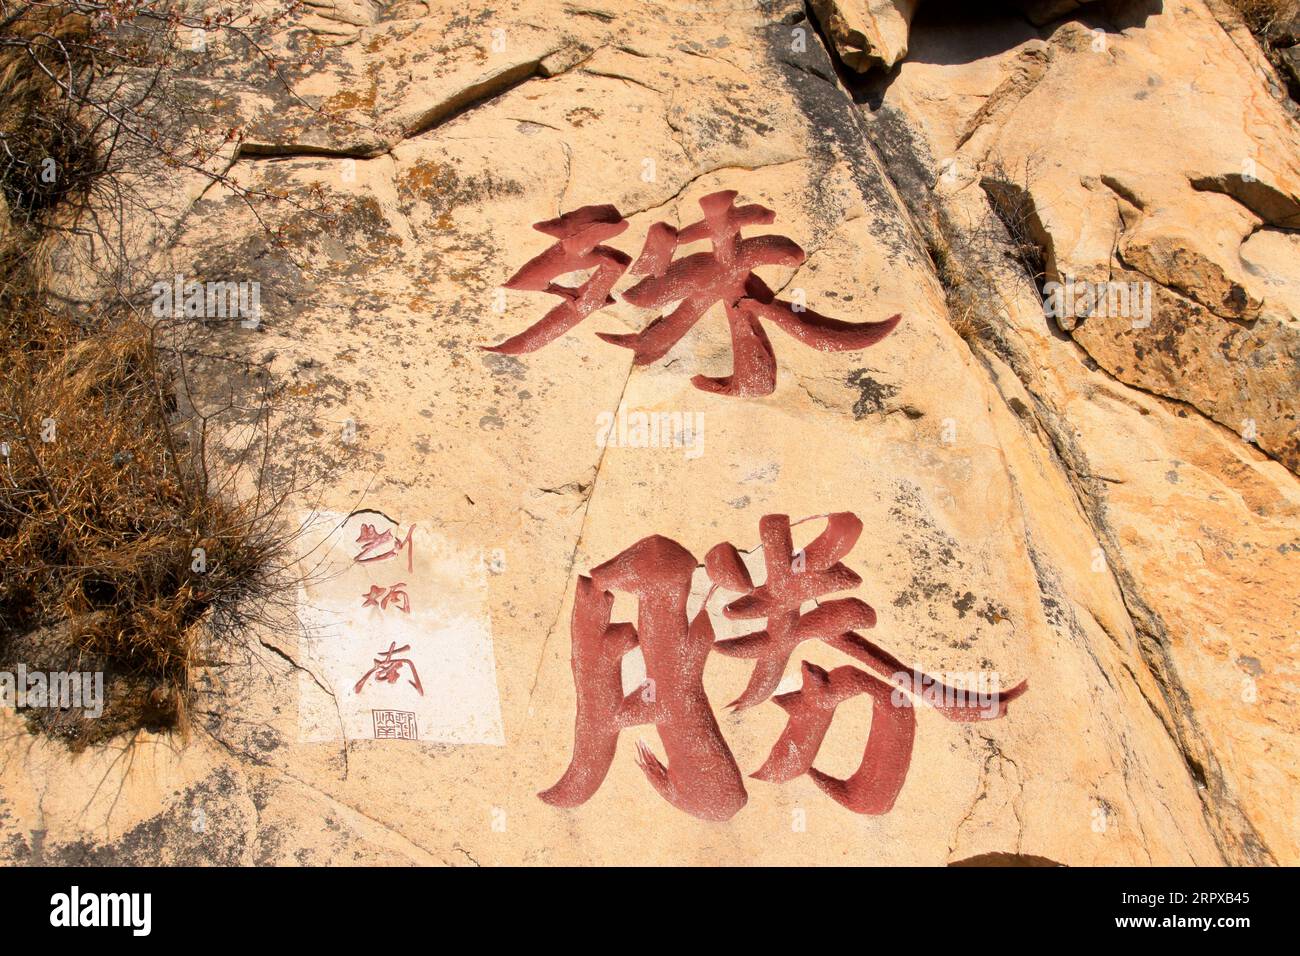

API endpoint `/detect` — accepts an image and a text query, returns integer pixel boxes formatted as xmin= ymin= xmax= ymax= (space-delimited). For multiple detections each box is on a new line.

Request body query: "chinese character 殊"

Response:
xmin=486 ymin=191 xmax=900 ymax=397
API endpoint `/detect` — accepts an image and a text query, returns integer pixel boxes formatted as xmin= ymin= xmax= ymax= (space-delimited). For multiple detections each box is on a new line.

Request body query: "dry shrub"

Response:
xmin=2 ymin=2 xmax=323 ymax=263
xmin=0 ymin=6 xmax=101 ymax=224
xmin=0 ymin=254 xmax=292 ymax=744
xmin=946 ymin=287 xmax=991 ymax=344
xmin=979 ymin=155 xmax=1048 ymax=288
xmin=1226 ymin=0 xmax=1298 ymax=40
xmin=0 ymin=3 xmax=307 ymax=746
xmin=922 ymin=235 xmax=990 ymax=344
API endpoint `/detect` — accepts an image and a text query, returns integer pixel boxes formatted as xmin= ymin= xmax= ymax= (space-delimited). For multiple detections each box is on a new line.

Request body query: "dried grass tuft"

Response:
xmin=0 ymin=4 xmax=301 ymax=746
xmin=1226 ymin=0 xmax=1298 ymax=41
xmin=0 ymin=254 xmax=292 ymax=744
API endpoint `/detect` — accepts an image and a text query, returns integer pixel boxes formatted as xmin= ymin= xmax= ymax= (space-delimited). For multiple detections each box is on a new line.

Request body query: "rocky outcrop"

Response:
xmin=808 ymin=0 xmax=919 ymax=71
xmin=976 ymin=9 xmax=1300 ymax=474
xmin=811 ymin=0 xmax=1094 ymax=70
xmin=821 ymin=0 xmax=1300 ymax=471
xmin=868 ymin=0 xmax=1300 ymax=864
xmin=2 ymin=0 xmax=1297 ymax=866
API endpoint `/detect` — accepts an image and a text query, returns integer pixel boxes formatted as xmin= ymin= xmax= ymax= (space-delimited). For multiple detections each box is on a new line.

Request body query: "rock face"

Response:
xmin=825 ymin=0 xmax=1300 ymax=471
xmin=1282 ymin=42 xmax=1300 ymax=88
xmin=2 ymin=0 xmax=1298 ymax=866
xmin=809 ymin=0 xmax=919 ymax=72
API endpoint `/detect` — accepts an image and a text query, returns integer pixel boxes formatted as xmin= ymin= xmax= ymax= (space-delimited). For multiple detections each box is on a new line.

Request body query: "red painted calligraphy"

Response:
xmin=486 ymin=192 xmax=900 ymax=396
xmin=542 ymin=512 xmax=1028 ymax=820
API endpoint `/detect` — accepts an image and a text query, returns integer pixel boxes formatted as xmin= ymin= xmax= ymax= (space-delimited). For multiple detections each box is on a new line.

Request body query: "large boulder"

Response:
xmin=1 ymin=0 xmax=1296 ymax=867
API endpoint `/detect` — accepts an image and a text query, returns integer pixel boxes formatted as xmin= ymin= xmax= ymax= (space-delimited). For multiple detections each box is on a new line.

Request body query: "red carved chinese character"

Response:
xmin=601 ymin=190 xmax=901 ymax=396
xmin=707 ymin=511 xmax=873 ymax=710
xmin=361 ymin=583 xmax=410 ymax=614
xmin=706 ymin=510 xmax=1026 ymax=815
xmin=753 ymin=661 xmax=915 ymax=814
xmin=540 ymin=512 xmax=1028 ymax=821
xmin=485 ymin=192 xmax=900 ymax=395
xmin=824 ymin=629 xmax=1027 ymax=722
xmin=484 ymin=204 xmax=631 ymax=354
xmin=354 ymin=642 xmax=423 ymax=696
xmin=708 ymin=512 xmax=1027 ymax=721
xmin=353 ymin=523 xmax=415 ymax=573
xmin=539 ymin=535 xmax=748 ymax=822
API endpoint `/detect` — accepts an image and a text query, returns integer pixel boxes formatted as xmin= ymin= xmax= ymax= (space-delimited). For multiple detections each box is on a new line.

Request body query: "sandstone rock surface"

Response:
xmin=809 ymin=0 xmax=918 ymax=72
xmin=2 ymin=0 xmax=1297 ymax=866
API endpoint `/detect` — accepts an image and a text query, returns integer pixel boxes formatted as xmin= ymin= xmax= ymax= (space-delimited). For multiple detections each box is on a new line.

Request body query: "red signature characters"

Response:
xmin=487 ymin=191 xmax=900 ymax=396
xmin=354 ymin=641 xmax=424 ymax=696
xmin=541 ymin=512 xmax=1027 ymax=821
xmin=353 ymin=522 xmax=415 ymax=572
xmin=361 ymin=583 xmax=410 ymax=614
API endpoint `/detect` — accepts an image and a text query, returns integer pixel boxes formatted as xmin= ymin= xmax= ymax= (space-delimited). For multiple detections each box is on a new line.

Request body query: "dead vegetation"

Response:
xmin=921 ymin=154 xmax=1048 ymax=348
xmin=0 ymin=1 xmax=314 ymax=746
xmin=1225 ymin=0 xmax=1298 ymax=41
xmin=1223 ymin=0 xmax=1300 ymax=101
xmin=0 ymin=5 xmax=100 ymax=219
xmin=978 ymin=154 xmax=1048 ymax=290
xmin=0 ymin=264 xmax=297 ymax=743
xmin=925 ymin=235 xmax=991 ymax=345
